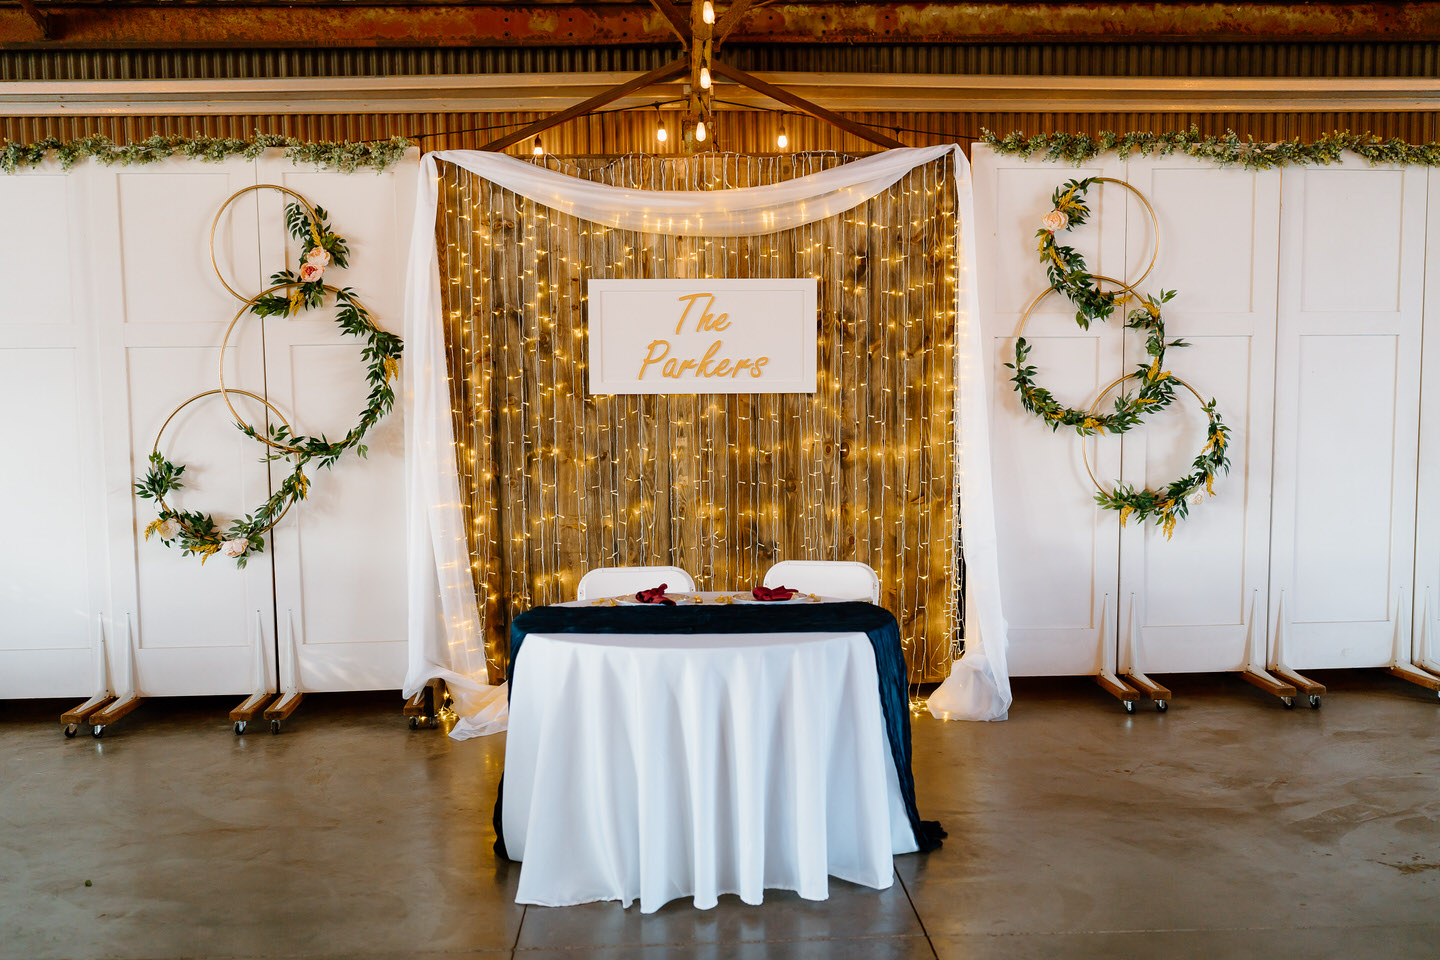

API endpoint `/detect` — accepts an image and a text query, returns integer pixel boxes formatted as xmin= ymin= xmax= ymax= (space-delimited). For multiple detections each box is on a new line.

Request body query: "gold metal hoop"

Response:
xmin=1083 ymin=177 xmax=1159 ymax=291
xmin=1080 ymin=371 xmax=1208 ymax=494
xmin=217 ymin=281 xmax=370 ymax=455
xmin=151 ymin=388 xmax=295 ymax=537
xmin=209 ymin=184 xmax=322 ymax=303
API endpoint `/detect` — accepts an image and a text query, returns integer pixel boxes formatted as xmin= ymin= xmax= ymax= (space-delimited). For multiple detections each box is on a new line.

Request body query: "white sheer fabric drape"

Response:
xmin=402 ymin=146 xmax=1011 ymax=736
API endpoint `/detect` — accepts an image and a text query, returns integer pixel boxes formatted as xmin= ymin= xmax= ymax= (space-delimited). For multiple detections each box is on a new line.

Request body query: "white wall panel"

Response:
xmin=1271 ymin=163 xmax=1425 ymax=669
xmin=0 ymin=164 xmax=107 ymax=698
xmin=88 ymin=157 xmax=274 ymax=697
xmin=255 ymin=155 xmax=416 ymax=691
xmin=1116 ymin=161 xmax=1280 ymax=675
xmin=1412 ymin=168 xmax=1440 ymax=668
xmin=973 ymin=146 xmax=1127 ymax=676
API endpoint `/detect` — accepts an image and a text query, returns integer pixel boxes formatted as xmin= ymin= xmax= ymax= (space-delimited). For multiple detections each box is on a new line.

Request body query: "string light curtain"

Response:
xmin=403 ymin=145 xmax=1012 ymax=735
xmin=435 ymin=151 xmax=959 ymax=685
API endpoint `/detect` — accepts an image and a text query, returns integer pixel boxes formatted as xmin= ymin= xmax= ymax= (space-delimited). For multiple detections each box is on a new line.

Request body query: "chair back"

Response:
xmin=576 ymin=565 xmax=698 ymax=601
xmin=763 ymin=560 xmax=880 ymax=603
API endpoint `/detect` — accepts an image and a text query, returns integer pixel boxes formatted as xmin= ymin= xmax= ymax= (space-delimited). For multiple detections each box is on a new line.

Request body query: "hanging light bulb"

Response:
xmin=656 ymin=119 xmax=668 ymax=143
xmin=699 ymin=66 xmax=712 ymax=89
xmin=532 ymin=137 xmax=543 ymax=156
xmin=695 ymin=119 xmax=708 ymax=142
xmin=777 ymin=129 xmax=789 ymax=149
xmin=702 ymin=0 xmax=715 ymax=25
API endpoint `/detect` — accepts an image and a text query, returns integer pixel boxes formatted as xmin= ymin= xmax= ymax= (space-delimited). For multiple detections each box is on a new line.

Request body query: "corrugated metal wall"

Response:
xmin=4 ymin=42 xmax=1438 ymax=151
xmin=4 ymin=110 xmax=1436 ymax=157
xmin=4 ymin=42 xmax=1440 ymax=80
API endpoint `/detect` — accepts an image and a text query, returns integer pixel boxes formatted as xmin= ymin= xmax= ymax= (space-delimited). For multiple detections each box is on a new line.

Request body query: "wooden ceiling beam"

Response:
xmin=710 ymin=60 xmax=904 ymax=149
xmin=479 ymin=56 xmax=688 ymax=152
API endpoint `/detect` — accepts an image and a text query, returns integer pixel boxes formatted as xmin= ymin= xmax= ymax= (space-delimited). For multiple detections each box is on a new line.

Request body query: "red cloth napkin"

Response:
xmin=751 ymin=585 xmax=797 ymax=602
xmin=635 ymin=583 xmax=676 ymax=605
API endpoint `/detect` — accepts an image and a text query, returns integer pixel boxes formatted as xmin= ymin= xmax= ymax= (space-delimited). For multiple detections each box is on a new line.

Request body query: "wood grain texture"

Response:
xmin=436 ymin=152 xmax=961 ymax=682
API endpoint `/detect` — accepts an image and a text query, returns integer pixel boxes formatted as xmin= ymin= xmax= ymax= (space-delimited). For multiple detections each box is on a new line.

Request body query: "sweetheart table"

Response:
xmin=494 ymin=593 xmax=941 ymax=913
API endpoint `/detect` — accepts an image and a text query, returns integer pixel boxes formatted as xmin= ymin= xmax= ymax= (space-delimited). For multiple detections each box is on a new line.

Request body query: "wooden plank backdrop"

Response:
xmin=436 ymin=152 xmax=961 ymax=683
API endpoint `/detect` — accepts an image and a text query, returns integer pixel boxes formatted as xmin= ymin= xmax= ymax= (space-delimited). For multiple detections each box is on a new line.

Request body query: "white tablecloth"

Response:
xmin=501 ymin=596 xmax=919 ymax=913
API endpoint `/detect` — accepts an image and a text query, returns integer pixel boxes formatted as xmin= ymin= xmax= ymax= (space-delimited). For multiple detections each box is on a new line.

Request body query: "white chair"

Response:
xmin=762 ymin=560 xmax=880 ymax=603
xmin=575 ymin=565 xmax=697 ymax=601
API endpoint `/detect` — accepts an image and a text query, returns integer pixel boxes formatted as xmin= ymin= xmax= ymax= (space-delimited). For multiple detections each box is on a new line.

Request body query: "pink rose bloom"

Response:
xmin=305 ymin=247 xmax=331 ymax=267
xmin=299 ymin=262 xmax=324 ymax=283
xmin=1041 ymin=210 xmax=1069 ymax=233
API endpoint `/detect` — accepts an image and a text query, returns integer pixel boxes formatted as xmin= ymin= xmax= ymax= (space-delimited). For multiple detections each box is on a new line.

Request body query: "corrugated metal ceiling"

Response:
xmin=4 ymin=42 xmax=1440 ymax=82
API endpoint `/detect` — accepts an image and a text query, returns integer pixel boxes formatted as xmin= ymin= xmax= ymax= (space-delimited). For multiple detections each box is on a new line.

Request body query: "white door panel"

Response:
xmin=973 ymin=146 xmax=1127 ymax=676
xmin=0 ymin=165 xmax=108 ymax=698
xmin=1116 ymin=161 xmax=1280 ymax=675
xmin=1271 ymin=163 xmax=1425 ymax=669
xmin=255 ymin=155 xmax=416 ymax=691
xmin=88 ymin=158 xmax=275 ymax=697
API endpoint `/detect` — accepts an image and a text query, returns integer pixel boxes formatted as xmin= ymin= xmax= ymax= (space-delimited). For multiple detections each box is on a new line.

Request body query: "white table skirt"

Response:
xmin=501 ymin=610 xmax=919 ymax=913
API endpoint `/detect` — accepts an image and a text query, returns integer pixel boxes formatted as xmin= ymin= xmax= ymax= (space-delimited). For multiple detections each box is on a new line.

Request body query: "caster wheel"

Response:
xmin=1155 ymin=700 xmax=1169 ymax=713
xmin=1282 ymin=696 xmax=1295 ymax=709
xmin=64 ymin=723 xmax=78 ymax=739
xmin=1309 ymin=695 xmax=1321 ymax=709
xmin=1123 ymin=700 xmax=1137 ymax=714
xmin=429 ymin=715 xmax=440 ymax=729
xmin=233 ymin=720 xmax=247 ymax=735
xmin=270 ymin=719 xmax=281 ymax=735
xmin=91 ymin=725 xmax=105 ymax=739
xmin=408 ymin=716 xmax=419 ymax=730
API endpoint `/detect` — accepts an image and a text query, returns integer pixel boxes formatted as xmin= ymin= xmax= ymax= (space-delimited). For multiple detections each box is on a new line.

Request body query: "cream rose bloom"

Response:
xmin=305 ymin=246 xmax=331 ymax=267
xmin=221 ymin=538 xmax=249 ymax=558
xmin=1041 ymin=209 xmax=1069 ymax=232
xmin=156 ymin=517 xmax=181 ymax=540
xmin=299 ymin=262 xmax=325 ymax=283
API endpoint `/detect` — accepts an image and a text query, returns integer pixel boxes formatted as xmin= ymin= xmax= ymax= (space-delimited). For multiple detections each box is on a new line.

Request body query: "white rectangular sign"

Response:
xmin=586 ymin=278 xmax=818 ymax=395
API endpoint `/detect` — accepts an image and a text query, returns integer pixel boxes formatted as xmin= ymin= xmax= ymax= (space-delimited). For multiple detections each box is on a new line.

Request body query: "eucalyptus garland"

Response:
xmin=1094 ymin=392 xmax=1231 ymax=540
xmin=136 ymin=446 xmax=310 ymax=567
xmin=1036 ymin=178 xmax=1128 ymax=329
xmin=241 ymin=203 xmax=403 ymax=468
xmin=981 ymin=127 xmax=1440 ymax=170
xmin=1 ymin=133 xmax=412 ymax=175
xmin=1008 ymin=290 xmax=1188 ymax=436
xmin=135 ymin=200 xmax=403 ymax=567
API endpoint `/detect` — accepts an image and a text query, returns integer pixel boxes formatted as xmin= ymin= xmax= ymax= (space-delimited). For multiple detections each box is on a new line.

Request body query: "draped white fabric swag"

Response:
xmin=401 ymin=145 xmax=1012 ymax=736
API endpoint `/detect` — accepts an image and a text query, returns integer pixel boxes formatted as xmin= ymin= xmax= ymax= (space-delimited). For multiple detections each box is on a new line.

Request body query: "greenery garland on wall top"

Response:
xmin=980 ymin=127 xmax=1440 ymax=170
xmin=0 ymin=133 xmax=412 ymax=175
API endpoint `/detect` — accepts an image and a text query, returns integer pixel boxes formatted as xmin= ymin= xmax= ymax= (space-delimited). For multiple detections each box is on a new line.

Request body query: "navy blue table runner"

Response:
xmin=493 ymin=601 xmax=945 ymax=860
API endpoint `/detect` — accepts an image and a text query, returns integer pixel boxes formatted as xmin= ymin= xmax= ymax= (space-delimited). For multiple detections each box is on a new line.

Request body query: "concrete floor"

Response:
xmin=2 ymin=672 xmax=1439 ymax=960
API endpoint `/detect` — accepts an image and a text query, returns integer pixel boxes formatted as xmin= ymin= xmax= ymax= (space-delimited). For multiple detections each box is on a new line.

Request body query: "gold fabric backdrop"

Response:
xmin=436 ymin=152 xmax=961 ymax=683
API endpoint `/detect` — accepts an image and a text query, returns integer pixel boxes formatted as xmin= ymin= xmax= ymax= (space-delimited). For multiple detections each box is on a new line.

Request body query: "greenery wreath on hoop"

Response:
xmin=241 ymin=203 xmax=403 ymax=467
xmin=136 ymin=390 xmax=310 ymax=567
xmin=1085 ymin=375 xmax=1232 ymax=539
xmin=136 ymin=201 xmax=403 ymax=566
xmin=1036 ymin=177 xmax=1154 ymax=329
xmin=1007 ymin=287 xmax=1189 ymax=436
xmin=1014 ymin=175 xmax=1232 ymax=535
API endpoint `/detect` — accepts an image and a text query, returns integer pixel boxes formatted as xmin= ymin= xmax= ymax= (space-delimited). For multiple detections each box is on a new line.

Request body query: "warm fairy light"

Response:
xmin=532 ymin=137 xmax=543 ymax=156
xmin=695 ymin=120 xmax=708 ymax=142
xmin=702 ymin=0 xmax=715 ymax=24
xmin=656 ymin=121 xmax=668 ymax=143
xmin=699 ymin=67 xmax=712 ymax=90
xmin=437 ymin=155 xmax=960 ymax=686
xmin=777 ymin=130 xmax=788 ymax=149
